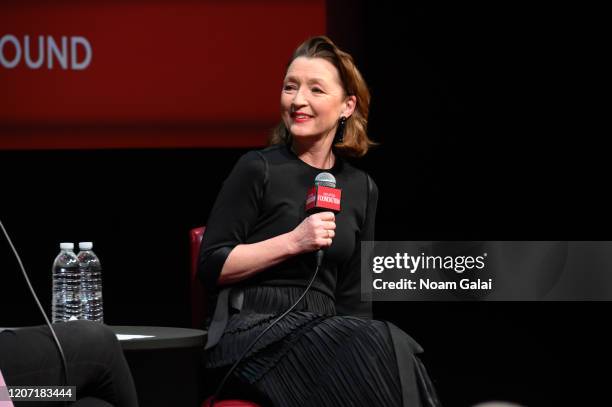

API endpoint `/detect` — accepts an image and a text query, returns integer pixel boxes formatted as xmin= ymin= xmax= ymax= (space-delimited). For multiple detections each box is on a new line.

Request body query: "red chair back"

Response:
xmin=190 ymin=226 xmax=206 ymax=329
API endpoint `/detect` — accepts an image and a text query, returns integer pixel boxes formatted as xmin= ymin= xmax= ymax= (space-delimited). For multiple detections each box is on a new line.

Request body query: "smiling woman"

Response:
xmin=270 ymin=36 xmax=375 ymax=161
xmin=199 ymin=36 xmax=441 ymax=406
xmin=281 ymin=57 xmax=354 ymax=144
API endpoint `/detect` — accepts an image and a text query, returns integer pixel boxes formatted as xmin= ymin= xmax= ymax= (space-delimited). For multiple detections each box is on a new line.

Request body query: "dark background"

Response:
xmin=1 ymin=3 xmax=605 ymax=406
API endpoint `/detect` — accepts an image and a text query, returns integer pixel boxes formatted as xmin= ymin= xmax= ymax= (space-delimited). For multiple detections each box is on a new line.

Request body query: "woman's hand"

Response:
xmin=217 ymin=212 xmax=336 ymax=285
xmin=289 ymin=212 xmax=336 ymax=254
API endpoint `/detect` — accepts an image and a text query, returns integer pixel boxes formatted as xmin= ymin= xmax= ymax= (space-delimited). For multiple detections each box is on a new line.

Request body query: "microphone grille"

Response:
xmin=315 ymin=172 xmax=336 ymax=188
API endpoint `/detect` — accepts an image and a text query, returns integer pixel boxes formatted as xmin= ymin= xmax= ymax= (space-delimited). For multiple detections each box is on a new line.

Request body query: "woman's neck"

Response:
xmin=291 ymin=138 xmax=336 ymax=170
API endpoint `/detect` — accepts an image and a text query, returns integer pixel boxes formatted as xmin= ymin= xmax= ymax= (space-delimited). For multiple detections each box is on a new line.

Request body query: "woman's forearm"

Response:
xmin=217 ymin=231 xmax=300 ymax=285
xmin=216 ymin=212 xmax=335 ymax=285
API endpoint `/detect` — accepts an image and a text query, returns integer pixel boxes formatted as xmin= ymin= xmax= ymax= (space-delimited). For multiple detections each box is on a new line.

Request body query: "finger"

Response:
xmin=317 ymin=238 xmax=330 ymax=248
xmin=322 ymin=221 xmax=336 ymax=230
xmin=317 ymin=212 xmax=335 ymax=221
xmin=327 ymin=230 xmax=335 ymax=239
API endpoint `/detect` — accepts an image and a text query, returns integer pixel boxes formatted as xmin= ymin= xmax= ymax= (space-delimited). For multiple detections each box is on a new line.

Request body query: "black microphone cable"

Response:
xmin=0 ymin=219 xmax=70 ymax=406
xmin=208 ymin=250 xmax=324 ymax=405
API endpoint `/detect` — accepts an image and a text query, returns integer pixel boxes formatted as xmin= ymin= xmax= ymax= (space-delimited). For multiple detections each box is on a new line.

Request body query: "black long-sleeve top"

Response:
xmin=198 ymin=144 xmax=378 ymax=324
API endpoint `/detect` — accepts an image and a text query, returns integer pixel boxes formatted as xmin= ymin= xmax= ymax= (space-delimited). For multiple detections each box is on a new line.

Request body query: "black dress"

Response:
xmin=199 ymin=144 xmax=440 ymax=406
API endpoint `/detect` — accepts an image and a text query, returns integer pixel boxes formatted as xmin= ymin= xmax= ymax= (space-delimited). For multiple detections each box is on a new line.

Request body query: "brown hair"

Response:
xmin=268 ymin=35 xmax=376 ymax=158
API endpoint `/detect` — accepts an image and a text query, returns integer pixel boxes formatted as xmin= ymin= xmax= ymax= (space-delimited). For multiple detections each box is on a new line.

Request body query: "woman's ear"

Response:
xmin=343 ymin=95 xmax=357 ymax=118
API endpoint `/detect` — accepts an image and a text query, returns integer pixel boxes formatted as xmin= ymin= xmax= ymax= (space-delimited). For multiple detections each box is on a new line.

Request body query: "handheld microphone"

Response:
xmin=305 ymin=172 xmax=342 ymax=267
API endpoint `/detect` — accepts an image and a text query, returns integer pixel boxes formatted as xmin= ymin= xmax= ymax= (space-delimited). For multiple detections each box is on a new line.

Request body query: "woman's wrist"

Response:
xmin=284 ymin=230 xmax=302 ymax=256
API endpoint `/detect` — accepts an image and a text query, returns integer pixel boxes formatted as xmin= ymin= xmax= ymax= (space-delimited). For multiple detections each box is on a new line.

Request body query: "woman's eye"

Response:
xmin=283 ymin=84 xmax=296 ymax=91
xmin=312 ymin=87 xmax=323 ymax=93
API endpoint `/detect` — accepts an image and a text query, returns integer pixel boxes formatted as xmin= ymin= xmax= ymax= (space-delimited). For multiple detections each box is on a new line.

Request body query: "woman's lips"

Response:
xmin=292 ymin=113 xmax=312 ymax=123
xmin=293 ymin=116 xmax=311 ymax=123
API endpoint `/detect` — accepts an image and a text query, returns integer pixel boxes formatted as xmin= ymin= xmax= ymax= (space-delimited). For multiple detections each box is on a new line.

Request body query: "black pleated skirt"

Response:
xmin=203 ymin=286 xmax=440 ymax=407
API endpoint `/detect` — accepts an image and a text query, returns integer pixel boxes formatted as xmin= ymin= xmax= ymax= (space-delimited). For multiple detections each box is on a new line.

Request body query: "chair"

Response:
xmin=189 ymin=227 xmax=261 ymax=407
xmin=189 ymin=226 xmax=207 ymax=329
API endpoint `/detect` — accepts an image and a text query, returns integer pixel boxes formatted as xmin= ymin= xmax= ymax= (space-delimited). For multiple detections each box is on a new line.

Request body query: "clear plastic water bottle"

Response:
xmin=52 ymin=242 xmax=81 ymax=323
xmin=77 ymin=242 xmax=104 ymax=322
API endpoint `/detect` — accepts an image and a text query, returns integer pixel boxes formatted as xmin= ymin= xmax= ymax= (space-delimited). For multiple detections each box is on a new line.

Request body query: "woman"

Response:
xmin=0 ymin=321 xmax=138 ymax=406
xmin=199 ymin=36 xmax=440 ymax=406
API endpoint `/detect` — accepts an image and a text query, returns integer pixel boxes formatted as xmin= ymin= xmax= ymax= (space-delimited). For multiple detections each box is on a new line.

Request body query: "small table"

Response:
xmin=111 ymin=325 xmax=206 ymax=350
xmin=110 ymin=326 xmax=207 ymax=407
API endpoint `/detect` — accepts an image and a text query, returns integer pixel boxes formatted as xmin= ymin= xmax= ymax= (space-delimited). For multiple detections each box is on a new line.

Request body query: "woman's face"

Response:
xmin=281 ymin=56 xmax=355 ymax=141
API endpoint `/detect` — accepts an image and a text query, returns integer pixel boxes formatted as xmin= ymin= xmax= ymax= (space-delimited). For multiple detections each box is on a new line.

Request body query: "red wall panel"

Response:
xmin=0 ymin=0 xmax=326 ymax=149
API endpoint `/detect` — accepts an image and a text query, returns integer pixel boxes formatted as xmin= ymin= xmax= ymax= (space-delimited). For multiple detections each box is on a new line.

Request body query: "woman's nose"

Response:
xmin=292 ymin=87 xmax=307 ymax=106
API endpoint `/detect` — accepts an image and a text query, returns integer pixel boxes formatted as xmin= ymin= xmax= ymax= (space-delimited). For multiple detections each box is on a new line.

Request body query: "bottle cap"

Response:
xmin=60 ymin=242 xmax=74 ymax=250
xmin=79 ymin=242 xmax=93 ymax=250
